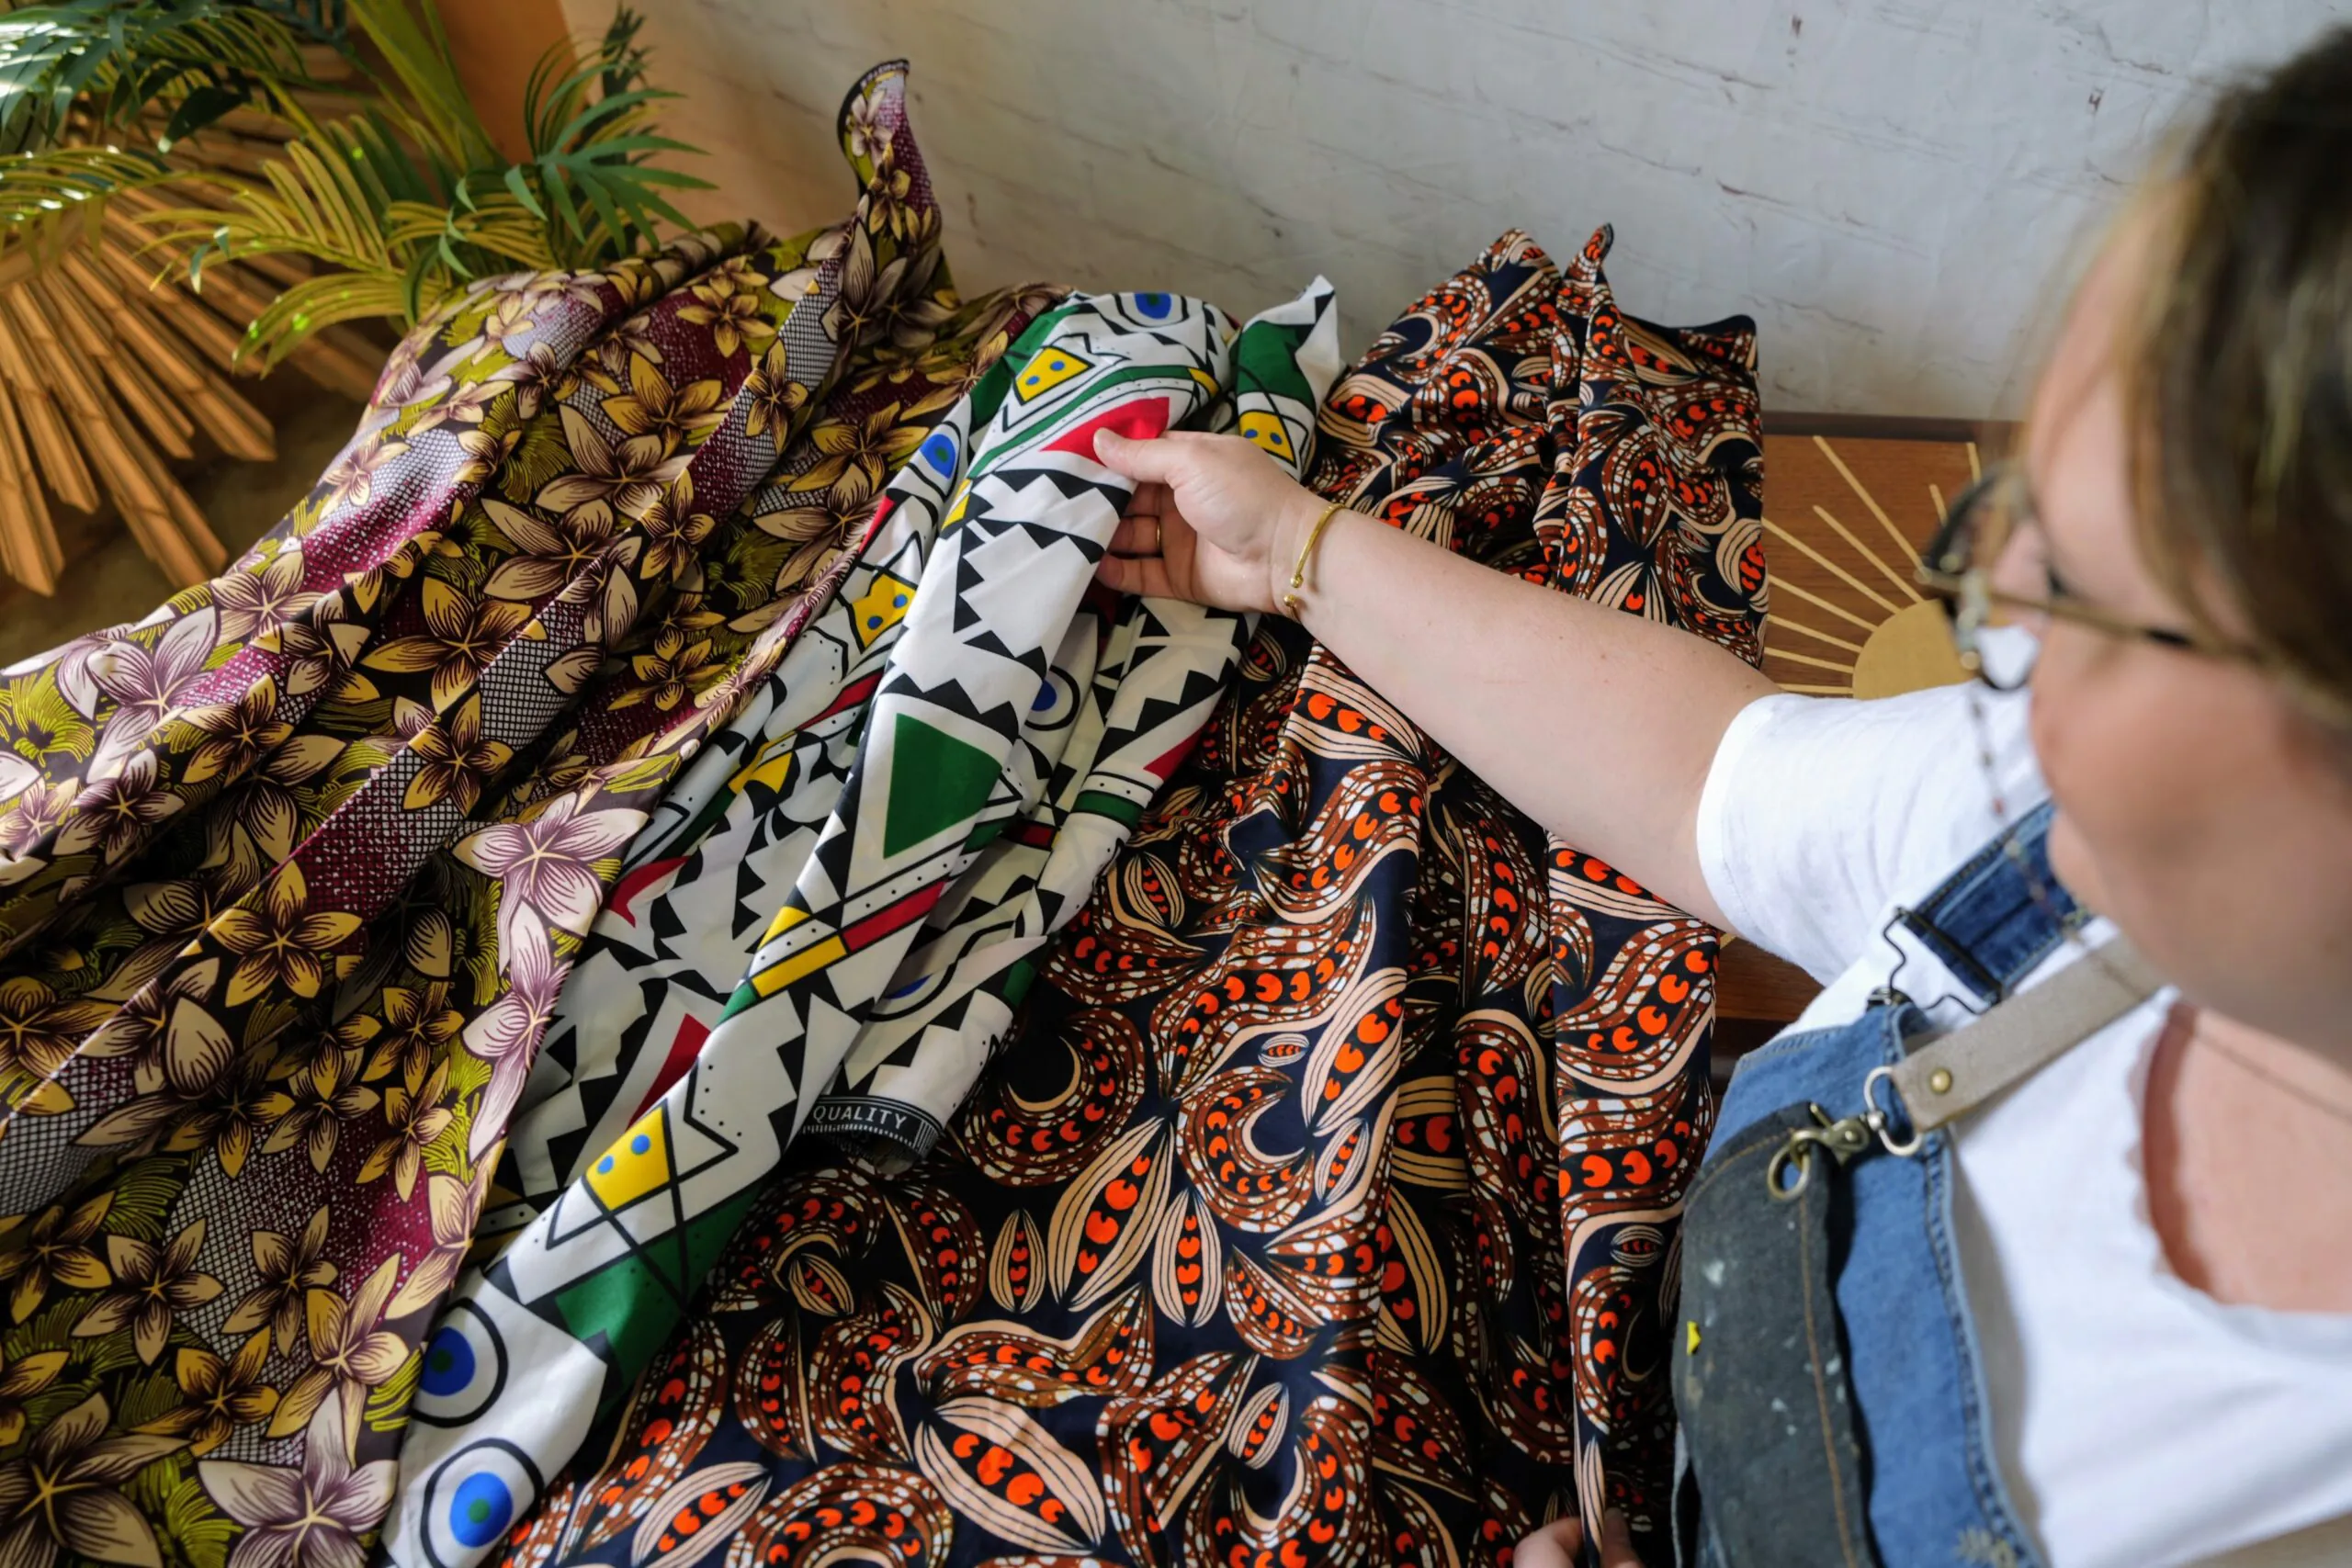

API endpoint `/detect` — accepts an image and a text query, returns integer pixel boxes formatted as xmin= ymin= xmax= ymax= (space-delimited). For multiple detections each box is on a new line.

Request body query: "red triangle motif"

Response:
xmin=609 ymin=855 xmax=688 ymax=925
xmin=634 ymin=1012 xmax=709 ymax=1119
xmin=1043 ymin=396 xmax=1172 ymax=460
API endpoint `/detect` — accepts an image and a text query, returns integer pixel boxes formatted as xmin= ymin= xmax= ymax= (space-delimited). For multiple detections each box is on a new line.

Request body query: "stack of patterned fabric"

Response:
xmin=0 ymin=58 xmax=1764 ymax=1568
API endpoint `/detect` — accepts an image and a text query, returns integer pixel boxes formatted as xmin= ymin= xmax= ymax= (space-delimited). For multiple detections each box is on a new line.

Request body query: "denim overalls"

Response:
xmin=1673 ymin=804 xmax=2078 ymax=1568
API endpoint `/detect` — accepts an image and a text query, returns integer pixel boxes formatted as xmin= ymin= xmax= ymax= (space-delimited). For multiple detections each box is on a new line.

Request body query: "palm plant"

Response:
xmin=0 ymin=0 xmax=708 ymax=365
xmin=0 ymin=0 xmax=706 ymax=594
xmin=0 ymin=0 xmax=330 ymax=261
xmin=160 ymin=1 xmax=710 ymax=366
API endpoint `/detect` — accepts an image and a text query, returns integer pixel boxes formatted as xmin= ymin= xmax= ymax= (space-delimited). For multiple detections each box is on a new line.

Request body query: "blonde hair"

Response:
xmin=2123 ymin=26 xmax=2352 ymax=723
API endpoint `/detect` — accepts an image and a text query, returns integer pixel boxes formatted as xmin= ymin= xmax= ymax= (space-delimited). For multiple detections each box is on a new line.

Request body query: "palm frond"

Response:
xmin=231 ymin=263 xmax=406 ymax=363
xmin=340 ymin=0 xmax=492 ymax=171
xmin=0 ymin=141 xmax=198 ymax=262
xmin=4 ymin=0 xmax=707 ymax=368
xmin=510 ymin=11 xmax=707 ymax=266
xmin=0 ymin=1 xmax=324 ymax=152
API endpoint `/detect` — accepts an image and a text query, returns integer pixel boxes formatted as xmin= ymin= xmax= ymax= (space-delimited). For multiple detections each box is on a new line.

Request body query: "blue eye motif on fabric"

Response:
xmin=1027 ymin=666 xmax=1079 ymax=733
xmin=919 ymin=429 xmax=957 ymax=475
xmin=420 ymin=1441 xmax=542 ymax=1568
xmin=410 ymin=1303 xmax=508 ymax=1427
xmin=1094 ymin=290 xmax=1195 ymax=333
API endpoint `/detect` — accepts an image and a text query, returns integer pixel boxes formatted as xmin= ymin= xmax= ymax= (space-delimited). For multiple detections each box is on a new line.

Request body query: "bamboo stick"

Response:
xmin=2 ymin=288 xmax=213 ymax=583
xmin=82 ymin=378 xmax=221 ymax=586
xmin=175 ymin=262 xmax=385 ymax=401
xmin=0 ymin=310 xmax=99 ymax=513
xmin=0 ymin=377 xmax=62 ymax=593
xmin=99 ymin=231 xmax=243 ymax=365
xmin=109 ymin=188 xmax=388 ymax=403
xmin=60 ymin=250 xmax=274 ymax=462
xmin=33 ymin=276 xmax=198 ymax=462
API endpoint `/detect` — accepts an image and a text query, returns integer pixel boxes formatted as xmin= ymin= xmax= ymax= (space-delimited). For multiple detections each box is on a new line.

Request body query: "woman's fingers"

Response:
xmin=1106 ymin=513 xmax=1162 ymax=557
xmin=1597 ymin=1509 xmax=1639 ymax=1564
xmin=1093 ymin=428 xmax=1185 ymax=481
xmin=1514 ymin=1517 xmax=1582 ymax=1568
xmin=1511 ymin=1510 xmax=1640 ymax=1568
xmin=1095 ymin=549 xmax=1177 ymax=597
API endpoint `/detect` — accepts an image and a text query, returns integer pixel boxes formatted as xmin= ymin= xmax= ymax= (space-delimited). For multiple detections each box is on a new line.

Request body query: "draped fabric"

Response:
xmin=470 ymin=229 xmax=1766 ymax=1568
xmin=387 ymin=284 xmax=1345 ymax=1568
xmin=0 ymin=60 xmax=1062 ymax=1568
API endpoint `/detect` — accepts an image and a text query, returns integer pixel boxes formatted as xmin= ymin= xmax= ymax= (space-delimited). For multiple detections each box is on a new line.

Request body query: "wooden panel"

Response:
xmin=440 ymin=2 xmax=573 ymax=164
xmin=1717 ymin=942 xmax=1820 ymax=1021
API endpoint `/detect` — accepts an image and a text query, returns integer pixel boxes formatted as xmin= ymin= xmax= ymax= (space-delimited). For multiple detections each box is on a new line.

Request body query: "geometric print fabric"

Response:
xmin=387 ymin=281 xmax=1340 ymax=1568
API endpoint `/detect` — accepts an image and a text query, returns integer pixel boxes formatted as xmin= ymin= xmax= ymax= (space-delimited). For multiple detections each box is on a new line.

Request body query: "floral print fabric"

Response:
xmin=477 ymin=228 xmax=1766 ymax=1568
xmin=0 ymin=59 xmax=1059 ymax=1568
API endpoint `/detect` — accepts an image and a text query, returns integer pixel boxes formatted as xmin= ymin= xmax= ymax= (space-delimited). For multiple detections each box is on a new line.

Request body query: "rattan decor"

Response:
xmin=0 ymin=107 xmax=379 ymax=594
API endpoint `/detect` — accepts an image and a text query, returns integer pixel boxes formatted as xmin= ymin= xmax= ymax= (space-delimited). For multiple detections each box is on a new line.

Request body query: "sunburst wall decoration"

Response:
xmin=1757 ymin=429 xmax=1980 ymax=699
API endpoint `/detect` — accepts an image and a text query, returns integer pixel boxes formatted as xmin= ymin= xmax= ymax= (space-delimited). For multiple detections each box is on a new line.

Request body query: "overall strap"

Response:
xmin=1894 ymin=800 xmax=2079 ymax=1006
xmin=1883 ymin=934 xmax=2163 ymax=1141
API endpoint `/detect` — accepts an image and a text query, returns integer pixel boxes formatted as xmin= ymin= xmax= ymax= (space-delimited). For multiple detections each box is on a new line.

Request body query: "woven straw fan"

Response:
xmin=0 ymin=83 xmax=380 ymax=596
xmin=1717 ymin=423 xmax=1992 ymax=1032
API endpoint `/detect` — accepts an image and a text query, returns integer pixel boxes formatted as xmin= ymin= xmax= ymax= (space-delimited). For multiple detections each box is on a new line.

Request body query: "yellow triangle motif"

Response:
xmin=1012 ymin=344 xmax=1093 ymax=402
xmin=584 ymin=1108 xmax=672 ymax=1212
xmin=1687 ymin=1320 xmax=1702 ymax=1355
xmin=845 ymin=569 xmax=918 ymax=650
xmin=1238 ymin=410 xmax=1295 ymax=461
xmin=941 ymin=481 xmax=972 ymax=533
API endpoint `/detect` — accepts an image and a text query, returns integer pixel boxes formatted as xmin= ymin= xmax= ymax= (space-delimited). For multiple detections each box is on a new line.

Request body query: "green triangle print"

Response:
xmin=885 ymin=713 xmax=1000 ymax=858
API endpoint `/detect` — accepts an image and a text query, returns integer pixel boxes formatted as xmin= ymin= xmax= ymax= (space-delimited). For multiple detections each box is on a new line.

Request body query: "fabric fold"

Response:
xmin=469 ymin=226 xmax=1767 ymax=1568
xmin=386 ymin=280 xmax=1341 ymax=1568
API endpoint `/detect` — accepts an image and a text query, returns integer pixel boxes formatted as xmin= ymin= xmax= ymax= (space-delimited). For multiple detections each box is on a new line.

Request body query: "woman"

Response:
xmin=1091 ymin=26 xmax=2352 ymax=1568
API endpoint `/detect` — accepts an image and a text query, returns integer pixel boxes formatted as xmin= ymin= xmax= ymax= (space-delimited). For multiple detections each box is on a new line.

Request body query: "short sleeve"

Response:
xmin=1694 ymin=679 xmax=2046 ymax=983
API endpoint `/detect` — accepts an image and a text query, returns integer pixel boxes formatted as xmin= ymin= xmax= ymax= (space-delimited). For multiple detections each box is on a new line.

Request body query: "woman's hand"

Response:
xmin=1514 ymin=1510 xmax=1642 ymax=1568
xmin=1091 ymin=430 xmax=1329 ymax=615
xmin=1087 ymin=423 xmax=1770 ymax=933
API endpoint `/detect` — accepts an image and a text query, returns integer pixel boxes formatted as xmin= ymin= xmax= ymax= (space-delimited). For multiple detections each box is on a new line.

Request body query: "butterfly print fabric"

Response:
xmin=387 ymin=282 xmax=1343 ymax=1568
xmin=468 ymin=228 xmax=1767 ymax=1568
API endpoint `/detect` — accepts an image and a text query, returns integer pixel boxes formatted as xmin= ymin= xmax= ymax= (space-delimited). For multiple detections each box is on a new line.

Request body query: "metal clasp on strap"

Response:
xmin=1765 ymin=1104 xmax=1874 ymax=1201
xmin=1765 ymin=1077 xmax=1928 ymax=1202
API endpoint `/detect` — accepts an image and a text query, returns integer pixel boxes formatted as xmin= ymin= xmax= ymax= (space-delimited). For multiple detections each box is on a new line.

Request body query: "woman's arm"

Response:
xmin=1092 ymin=430 xmax=1775 ymax=931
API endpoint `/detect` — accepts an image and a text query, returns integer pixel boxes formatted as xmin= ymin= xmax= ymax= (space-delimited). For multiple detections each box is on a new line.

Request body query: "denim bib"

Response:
xmin=1673 ymin=803 xmax=2076 ymax=1568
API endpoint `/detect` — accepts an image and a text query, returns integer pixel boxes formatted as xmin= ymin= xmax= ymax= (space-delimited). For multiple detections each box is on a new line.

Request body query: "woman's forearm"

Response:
xmin=1277 ymin=502 xmax=1775 ymax=929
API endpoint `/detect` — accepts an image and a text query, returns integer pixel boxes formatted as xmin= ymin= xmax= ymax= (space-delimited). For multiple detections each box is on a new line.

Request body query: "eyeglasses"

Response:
xmin=1915 ymin=464 xmax=2259 ymax=690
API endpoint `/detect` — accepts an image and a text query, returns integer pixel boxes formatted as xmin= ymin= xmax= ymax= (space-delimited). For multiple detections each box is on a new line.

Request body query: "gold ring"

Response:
xmin=1153 ymin=516 xmax=1165 ymax=555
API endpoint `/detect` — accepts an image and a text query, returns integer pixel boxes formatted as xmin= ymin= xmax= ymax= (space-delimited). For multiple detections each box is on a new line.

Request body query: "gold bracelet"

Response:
xmin=1281 ymin=500 xmax=1347 ymax=617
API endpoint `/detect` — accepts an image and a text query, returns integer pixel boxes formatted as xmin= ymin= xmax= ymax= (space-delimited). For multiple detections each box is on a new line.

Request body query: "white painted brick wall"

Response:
xmin=582 ymin=1 xmax=2352 ymax=415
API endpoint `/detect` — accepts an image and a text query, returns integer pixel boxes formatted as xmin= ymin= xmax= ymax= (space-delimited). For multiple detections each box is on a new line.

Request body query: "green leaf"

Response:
xmin=103 ymin=1156 xmax=184 ymax=1245
xmin=365 ymin=1342 xmax=422 ymax=1432
xmin=342 ymin=0 xmax=492 ymax=169
xmin=159 ymin=1469 xmax=237 ymax=1568
xmin=159 ymin=78 xmax=246 ymax=147
xmin=0 ymin=0 xmax=321 ymax=153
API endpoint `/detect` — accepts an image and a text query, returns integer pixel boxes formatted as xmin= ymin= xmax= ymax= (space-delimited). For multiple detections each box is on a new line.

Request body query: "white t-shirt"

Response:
xmin=1695 ymin=679 xmax=2352 ymax=1568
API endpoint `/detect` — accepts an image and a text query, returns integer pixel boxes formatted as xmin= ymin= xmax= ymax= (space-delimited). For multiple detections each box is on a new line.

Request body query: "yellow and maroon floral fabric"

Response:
xmin=485 ymin=227 xmax=1765 ymax=1568
xmin=0 ymin=59 xmax=1059 ymax=1568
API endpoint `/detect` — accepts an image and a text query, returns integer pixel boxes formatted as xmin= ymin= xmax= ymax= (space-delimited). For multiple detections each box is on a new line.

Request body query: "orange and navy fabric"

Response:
xmin=484 ymin=226 xmax=1766 ymax=1568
